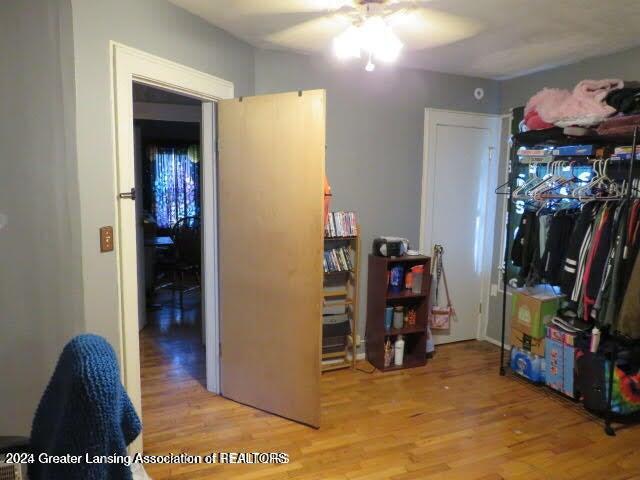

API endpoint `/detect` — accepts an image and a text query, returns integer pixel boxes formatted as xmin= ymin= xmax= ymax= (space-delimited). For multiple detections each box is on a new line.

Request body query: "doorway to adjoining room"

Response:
xmin=132 ymin=83 xmax=206 ymax=424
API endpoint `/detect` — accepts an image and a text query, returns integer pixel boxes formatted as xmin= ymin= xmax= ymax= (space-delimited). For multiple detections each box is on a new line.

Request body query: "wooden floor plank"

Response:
xmin=140 ymin=292 xmax=640 ymax=479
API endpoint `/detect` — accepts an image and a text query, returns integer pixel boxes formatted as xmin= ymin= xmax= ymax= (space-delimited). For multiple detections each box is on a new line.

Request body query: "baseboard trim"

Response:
xmin=483 ymin=336 xmax=511 ymax=350
xmin=348 ymin=352 xmax=367 ymax=361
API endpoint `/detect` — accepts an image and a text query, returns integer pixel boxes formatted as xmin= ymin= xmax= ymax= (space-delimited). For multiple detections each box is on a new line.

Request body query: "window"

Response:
xmin=149 ymin=145 xmax=200 ymax=228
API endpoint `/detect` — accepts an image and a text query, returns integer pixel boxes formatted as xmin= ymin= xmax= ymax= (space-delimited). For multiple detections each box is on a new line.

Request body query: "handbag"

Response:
xmin=429 ymin=244 xmax=455 ymax=330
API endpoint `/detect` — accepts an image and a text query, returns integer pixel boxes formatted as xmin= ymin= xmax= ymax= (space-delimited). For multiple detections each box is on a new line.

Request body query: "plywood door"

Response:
xmin=218 ymin=90 xmax=325 ymax=428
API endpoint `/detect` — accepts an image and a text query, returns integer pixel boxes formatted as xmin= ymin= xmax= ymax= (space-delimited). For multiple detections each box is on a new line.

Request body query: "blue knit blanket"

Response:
xmin=28 ymin=334 xmax=142 ymax=480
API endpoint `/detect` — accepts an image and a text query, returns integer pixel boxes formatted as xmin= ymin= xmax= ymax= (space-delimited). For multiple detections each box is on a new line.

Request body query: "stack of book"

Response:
xmin=324 ymin=247 xmax=353 ymax=273
xmin=517 ymin=146 xmax=553 ymax=163
xmin=325 ymin=211 xmax=358 ymax=238
xmin=322 ymin=314 xmax=351 ymax=354
xmin=612 ymin=146 xmax=640 ymax=161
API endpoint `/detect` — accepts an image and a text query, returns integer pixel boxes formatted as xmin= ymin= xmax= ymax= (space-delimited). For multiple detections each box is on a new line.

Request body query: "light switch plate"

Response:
xmin=99 ymin=226 xmax=114 ymax=252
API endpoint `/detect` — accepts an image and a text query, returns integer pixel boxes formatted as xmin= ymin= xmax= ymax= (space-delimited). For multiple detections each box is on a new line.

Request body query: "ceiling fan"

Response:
xmin=263 ymin=0 xmax=481 ymax=71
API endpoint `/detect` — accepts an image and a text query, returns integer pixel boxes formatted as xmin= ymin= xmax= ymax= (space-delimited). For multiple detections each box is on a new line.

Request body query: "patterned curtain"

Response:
xmin=149 ymin=145 xmax=200 ymax=228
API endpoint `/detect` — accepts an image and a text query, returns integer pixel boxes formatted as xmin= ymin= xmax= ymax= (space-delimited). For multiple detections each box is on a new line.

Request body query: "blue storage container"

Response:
xmin=511 ymin=346 xmax=545 ymax=383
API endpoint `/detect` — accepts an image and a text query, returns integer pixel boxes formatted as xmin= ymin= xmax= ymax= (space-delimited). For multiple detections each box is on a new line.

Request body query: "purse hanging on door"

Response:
xmin=429 ymin=244 xmax=455 ymax=330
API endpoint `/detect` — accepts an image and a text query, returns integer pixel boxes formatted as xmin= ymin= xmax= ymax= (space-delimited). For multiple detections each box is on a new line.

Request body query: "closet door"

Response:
xmin=217 ymin=90 xmax=325 ymax=428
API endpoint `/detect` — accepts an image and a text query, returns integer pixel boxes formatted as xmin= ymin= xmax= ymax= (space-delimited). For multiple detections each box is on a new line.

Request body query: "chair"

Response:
xmin=170 ymin=216 xmax=201 ymax=307
xmin=0 ymin=334 xmax=142 ymax=480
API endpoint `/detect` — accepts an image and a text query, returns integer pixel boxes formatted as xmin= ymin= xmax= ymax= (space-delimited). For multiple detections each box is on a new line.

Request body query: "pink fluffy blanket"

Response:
xmin=525 ymin=79 xmax=623 ymax=128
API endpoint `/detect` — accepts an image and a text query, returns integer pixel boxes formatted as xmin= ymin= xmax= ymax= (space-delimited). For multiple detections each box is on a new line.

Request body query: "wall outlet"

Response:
xmin=490 ymin=284 xmax=498 ymax=297
xmin=99 ymin=226 xmax=114 ymax=252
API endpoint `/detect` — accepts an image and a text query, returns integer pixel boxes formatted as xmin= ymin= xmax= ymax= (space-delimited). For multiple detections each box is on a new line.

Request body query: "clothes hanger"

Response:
xmin=580 ymin=158 xmax=624 ymax=202
xmin=575 ymin=159 xmax=601 ymax=201
xmin=529 ymin=161 xmax=568 ymax=200
xmin=517 ymin=162 xmax=553 ymax=199
xmin=511 ymin=162 xmax=543 ymax=199
xmin=597 ymin=158 xmax=625 ymax=200
xmin=535 ymin=161 xmax=580 ymax=200
xmin=494 ymin=179 xmax=511 ymax=195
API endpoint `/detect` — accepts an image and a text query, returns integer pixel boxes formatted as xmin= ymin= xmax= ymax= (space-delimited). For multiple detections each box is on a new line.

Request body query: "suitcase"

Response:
xmin=576 ymin=349 xmax=640 ymax=415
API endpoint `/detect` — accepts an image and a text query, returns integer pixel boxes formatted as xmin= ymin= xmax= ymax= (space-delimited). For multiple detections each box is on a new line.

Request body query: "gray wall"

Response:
xmin=501 ymin=46 xmax=640 ymax=112
xmin=69 ymin=0 xmax=255 ymax=360
xmin=0 ymin=0 xmax=83 ymax=435
xmin=254 ymin=50 xmax=501 ymax=348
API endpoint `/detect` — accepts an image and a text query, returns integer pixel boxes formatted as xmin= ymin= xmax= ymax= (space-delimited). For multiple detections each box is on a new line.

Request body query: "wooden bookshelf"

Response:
xmin=365 ymin=254 xmax=432 ymax=372
xmin=322 ymin=230 xmax=360 ymax=372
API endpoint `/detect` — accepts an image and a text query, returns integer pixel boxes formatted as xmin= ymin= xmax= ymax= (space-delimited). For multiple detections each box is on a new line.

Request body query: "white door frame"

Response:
xmin=110 ymin=43 xmax=233 ymax=435
xmin=419 ymin=108 xmax=502 ymax=342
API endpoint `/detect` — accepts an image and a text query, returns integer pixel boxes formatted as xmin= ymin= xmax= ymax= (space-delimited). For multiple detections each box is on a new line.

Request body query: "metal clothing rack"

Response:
xmin=496 ymin=125 xmax=639 ymax=436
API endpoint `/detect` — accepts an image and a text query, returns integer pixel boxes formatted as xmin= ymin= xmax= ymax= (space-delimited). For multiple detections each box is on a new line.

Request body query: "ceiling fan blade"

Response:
xmin=170 ymin=0 xmax=354 ymax=17
xmin=388 ymin=7 xmax=483 ymax=50
xmin=265 ymin=14 xmax=353 ymax=51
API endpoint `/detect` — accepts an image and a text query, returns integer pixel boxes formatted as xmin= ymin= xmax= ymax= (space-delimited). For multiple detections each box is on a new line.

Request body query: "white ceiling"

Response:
xmin=168 ymin=0 xmax=640 ymax=79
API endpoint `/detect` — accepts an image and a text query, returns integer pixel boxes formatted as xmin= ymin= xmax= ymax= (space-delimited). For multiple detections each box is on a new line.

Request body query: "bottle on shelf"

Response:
xmin=384 ymin=338 xmax=393 ymax=367
xmin=590 ymin=327 xmax=601 ymax=353
xmin=393 ymin=306 xmax=404 ymax=329
xmin=394 ymin=335 xmax=405 ymax=366
xmin=389 ymin=265 xmax=404 ymax=293
xmin=384 ymin=307 xmax=393 ymax=332
xmin=411 ymin=265 xmax=424 ymax=294
xmin=404 ymin=270 xmax=413 ymax=290
xmin=405 ymin=307 xmax=416 ymax=326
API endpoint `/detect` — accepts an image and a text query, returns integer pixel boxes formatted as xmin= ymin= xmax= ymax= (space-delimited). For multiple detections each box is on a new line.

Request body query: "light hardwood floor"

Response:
xmin=140 ymin=307 xmax=640 ymax=479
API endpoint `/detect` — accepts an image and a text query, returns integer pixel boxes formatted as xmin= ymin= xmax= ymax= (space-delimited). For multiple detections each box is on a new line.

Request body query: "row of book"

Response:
xmin=325 ymin=211 xmax=358 ymax=238
xmin=517 ymin=144 xmax=619 ymax=164
xmin=323 ymin=247 xmax=353 ymax=273
xmin=322 ymin=313 xmax=350 ymax=354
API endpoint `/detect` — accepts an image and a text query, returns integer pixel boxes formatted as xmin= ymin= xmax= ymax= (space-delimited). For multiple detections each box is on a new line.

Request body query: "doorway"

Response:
xmin=420 ymin=109 xmax=501 ymax=344
xmin=111 ymin=43 xmax=233 ymax=451
xmin=132 ymin=83 xmax=206 ymax=422
xmin=113 ymin=45 xmax=324 ymax=452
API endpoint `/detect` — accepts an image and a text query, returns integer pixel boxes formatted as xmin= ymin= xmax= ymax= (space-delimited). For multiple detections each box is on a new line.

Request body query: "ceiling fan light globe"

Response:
xmin=358 ymin=16 xmax=386 ymax=54
xmin=359 ymin=16 xmax=402 ymax=63
xmin=333 ymin=26 xmax=361 ymax=59
xmin=374 ymin=31 xmax=403 ymax=62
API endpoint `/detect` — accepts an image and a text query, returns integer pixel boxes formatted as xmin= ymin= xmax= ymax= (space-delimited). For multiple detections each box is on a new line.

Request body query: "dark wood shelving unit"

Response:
xmin=386 ymin=290 xmax=427 ymax=301
xmin=386 ymin=325 xmax=425 ymax=335
xmin=365 ymin=254 xmax=431 ymax=371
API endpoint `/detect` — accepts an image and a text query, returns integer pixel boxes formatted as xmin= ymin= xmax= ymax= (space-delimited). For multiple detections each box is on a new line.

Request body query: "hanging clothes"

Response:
xmin=618 ymin=251 xmax=640 ymax=339
xmin=538 ymin=214 xmax=551 ymax=260
xmin=582 ymin=203 xmax=616 ymax=322
xmin=511 ymin=210 xmax=540 ymax=285
xmin=560 ymin=202 xmax=599 ymax=303
xmin=615 ymin=199 xmax=640 ymax=338
xmin=622 ymin=199 xmax=640 ymax=283
xmin=592 ymin=202 xmax=626 ymax=326
xmin=540 ymin=210 xmax=577 ymax=285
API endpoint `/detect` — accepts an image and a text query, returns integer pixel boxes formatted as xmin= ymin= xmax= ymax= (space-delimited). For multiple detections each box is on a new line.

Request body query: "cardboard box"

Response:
xmin=511 ymin=327 xmax=545 ymax=357
xmin=545 ymin=338 xmax=565 ymax=394
xmin=546 ymin=323 xmax=577 ymax=346
xmin=545 ymin=325 xmax=583 ymax=399
xmin=511 ymin=287 xmax=563 ymax=339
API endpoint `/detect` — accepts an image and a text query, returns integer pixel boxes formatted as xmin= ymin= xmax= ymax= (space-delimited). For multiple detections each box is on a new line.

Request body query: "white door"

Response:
xmin=420 ymin=109 xmax=501 ymax=344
